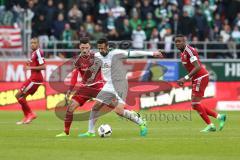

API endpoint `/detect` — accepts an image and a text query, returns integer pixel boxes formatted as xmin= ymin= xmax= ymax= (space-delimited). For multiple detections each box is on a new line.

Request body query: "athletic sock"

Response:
xmin=17 ymin=97 xmax=32 ymax=117
xmin=217 ymin=114 xmax=222 ymax=119
xmin=192 ymin=104 xmax=211 ymax=125
xmin=88 ymin=109 xmax=98 ymax=133
xmin=64 ymin=109 xmax=73 ymax=135
xmin=123 ymin=110 xmax=144 ymax=125
xmin=204 ymin=106 xmax=218 ymax=118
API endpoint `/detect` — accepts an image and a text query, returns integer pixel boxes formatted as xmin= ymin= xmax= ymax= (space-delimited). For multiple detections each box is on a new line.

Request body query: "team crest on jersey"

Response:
xmin=103 ymin=63 xmax=110 ymax=68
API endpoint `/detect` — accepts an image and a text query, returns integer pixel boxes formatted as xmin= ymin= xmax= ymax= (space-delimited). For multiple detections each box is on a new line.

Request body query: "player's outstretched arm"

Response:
xmin=113 ymin=49 xmax=164 ymax=58
xmin=129 ymin=50 xmax=164 ymax=58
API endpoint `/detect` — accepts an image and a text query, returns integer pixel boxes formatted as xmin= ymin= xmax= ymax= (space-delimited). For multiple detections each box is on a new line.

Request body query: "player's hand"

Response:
xmin=66 ymin=90 xmax=72 ymax=99
xmin=177 ymin=77 xmax=186 ymax=87
xmin=153 ymin=50 xmax=164 ymax=58
xmin=26 ymin=60 xmax=31 ymax=66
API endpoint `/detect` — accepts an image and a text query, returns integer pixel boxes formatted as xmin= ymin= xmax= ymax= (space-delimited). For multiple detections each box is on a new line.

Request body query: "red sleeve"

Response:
xmin=69 ymin=69 xmax=79 ymax=90
xmin=190 ymin=46 xmax=199 ymax=57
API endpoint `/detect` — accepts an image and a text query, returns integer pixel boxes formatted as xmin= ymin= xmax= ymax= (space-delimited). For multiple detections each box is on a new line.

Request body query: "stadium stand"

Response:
xmin=0 ymin=0 xmax=240 ymax=58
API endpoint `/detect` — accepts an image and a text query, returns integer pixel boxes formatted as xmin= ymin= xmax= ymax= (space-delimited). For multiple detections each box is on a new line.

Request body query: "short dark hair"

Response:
xmin=31 ymin=36 xmax=39 ymax=41
xmin=97 ymin=37 xmax=108 ymax=45
xmin=80 ymin=37 xmax=90 ymax=44
xmin=175 ymin=34 xmax=185 ymax=38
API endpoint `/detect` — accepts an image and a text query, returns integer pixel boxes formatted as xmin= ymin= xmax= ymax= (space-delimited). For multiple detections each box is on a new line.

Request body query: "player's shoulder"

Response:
xmin=110 ymin=48 xmax=126 ymax=54
xmin=111 ymin=48 xmax=121 ymax=52
xmin=187 ymin=45 xmax=197 ymax=51
xmin=94 ymin=51 xmax=102 ymax=58
xmin=40 ymin=48 xmax=44 ymax=54
xmin=185 ymin=45 xmax=197 ymax=56
xmin=33 ymin=48 xmax=44 ymax=56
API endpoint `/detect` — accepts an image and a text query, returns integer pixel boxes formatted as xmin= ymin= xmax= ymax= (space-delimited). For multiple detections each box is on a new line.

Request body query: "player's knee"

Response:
xmin=115 ymin=111 xmax=123 ymax=117
xmin=92 ymin=106 xmax=100 ymax=112
xmin=92 ymin=101 xmax=103 ymax=111
xmin=15 ymin=92 xmax=20 ymax=99
xmin=191 ymin=104 xmax=197 ymax=108
xmin=114 ymin=107 xmax=124 ymax=116
xmin=68 ymin=106 xmax=77 ymax=113
xmin=192 ymin=105 xmax=197 ymax=110
xmin=95 ymin=101 xmax=102 ymax=106
xmin=191 ymin=101 xmax=200 ymax=108
xmin=15 ymin=92 xmax=23 ymax=99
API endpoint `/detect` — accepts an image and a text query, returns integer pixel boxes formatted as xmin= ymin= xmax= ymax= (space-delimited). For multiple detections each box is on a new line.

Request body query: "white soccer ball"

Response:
xmin=98 ymin=124 xmax=112 ymax=137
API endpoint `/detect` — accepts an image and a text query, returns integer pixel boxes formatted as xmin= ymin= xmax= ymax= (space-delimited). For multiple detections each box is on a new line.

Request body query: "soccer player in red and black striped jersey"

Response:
xmin=15 ymin=37 xmax=45 ymax=125
xmin=174 ymin=35 xmax=226 ymax=132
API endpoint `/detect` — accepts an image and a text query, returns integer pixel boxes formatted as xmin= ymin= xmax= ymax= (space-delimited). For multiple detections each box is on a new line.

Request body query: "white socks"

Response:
xmin=88 ymin=109 xmax=144 ymax=133
xmin=217 ymin=114 xmax=221 ymax=119
xmin=88 ymin=109 xmax=98 ymax=133
xmin=123 ymin=110 xmax=144 ymax=125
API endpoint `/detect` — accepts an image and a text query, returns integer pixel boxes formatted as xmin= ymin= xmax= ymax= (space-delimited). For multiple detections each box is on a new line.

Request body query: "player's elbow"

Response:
xmin=195 ymin=66 xmax=201 ymax=72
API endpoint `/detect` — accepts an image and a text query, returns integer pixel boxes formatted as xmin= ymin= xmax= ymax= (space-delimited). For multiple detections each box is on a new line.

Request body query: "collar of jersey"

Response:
xmin=101 ymin=48 xmax=113 ymax=57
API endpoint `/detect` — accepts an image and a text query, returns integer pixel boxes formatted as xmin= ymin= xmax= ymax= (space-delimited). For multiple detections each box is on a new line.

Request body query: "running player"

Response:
xmin=174 ymin=34 xmax=226 ymax=132
xmin=15 ymin=37 xmax=45 ymax=124
xmin=79 ymin=38 xmax=163 ymax=137
xmin=56 ymin=37 xmax=104 ymax=137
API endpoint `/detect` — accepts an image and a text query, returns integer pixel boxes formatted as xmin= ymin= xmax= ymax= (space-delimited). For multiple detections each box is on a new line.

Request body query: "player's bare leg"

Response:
xmin=56 ymin=99 xmax=79 ymax=137
xmin=15 ymin=91 xmax=36 ymax=125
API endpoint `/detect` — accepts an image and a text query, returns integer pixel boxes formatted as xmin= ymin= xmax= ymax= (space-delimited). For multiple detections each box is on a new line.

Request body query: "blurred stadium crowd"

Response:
xmin=0 ymin=0 xmax=240 ymax=58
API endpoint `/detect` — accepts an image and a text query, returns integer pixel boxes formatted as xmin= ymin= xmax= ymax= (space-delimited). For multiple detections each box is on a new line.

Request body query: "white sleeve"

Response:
xmin=129 ymin=50 xmax=154 ymax=57
xmin=111 ymin=49 xmax=129 ymax=57
xmin=112 ymin=49 xmax=154 ymax=58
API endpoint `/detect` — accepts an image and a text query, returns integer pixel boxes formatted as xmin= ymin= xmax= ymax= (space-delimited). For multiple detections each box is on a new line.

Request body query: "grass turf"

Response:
xmin=0 ymin=110 xmax=239 ymax=160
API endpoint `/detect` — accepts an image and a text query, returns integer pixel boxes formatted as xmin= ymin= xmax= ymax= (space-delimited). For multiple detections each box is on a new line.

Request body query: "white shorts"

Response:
xmin=95 ymin=81 xmax=128 ymax=106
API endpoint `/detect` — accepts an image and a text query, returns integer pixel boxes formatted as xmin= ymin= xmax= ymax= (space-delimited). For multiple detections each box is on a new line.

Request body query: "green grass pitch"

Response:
xmin=0 ymin=110 xmax=239 ymax=160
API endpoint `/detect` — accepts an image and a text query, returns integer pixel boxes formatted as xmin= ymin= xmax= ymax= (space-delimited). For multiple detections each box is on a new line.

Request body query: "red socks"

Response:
xmin=17 ymin=97 xmax=32 ymax=117
xmin=192 ymin=103 xmax=211 ymax=124
xmin=204 ymin=107 xmax=218 ymax=118
xmin=64 ymin=109 xmax=73 ymax=135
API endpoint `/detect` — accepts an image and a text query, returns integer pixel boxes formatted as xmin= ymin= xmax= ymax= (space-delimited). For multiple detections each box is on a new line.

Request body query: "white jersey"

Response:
xmin=94 ymin=49 xmax=154 ymax=82
xmin=95 ymin=49 xmax=154 ymax=105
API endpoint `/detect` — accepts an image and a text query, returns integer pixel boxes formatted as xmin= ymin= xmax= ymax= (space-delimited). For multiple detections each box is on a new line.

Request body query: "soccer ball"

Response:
xmin=98 ymin=124 xmax=112 ymax=137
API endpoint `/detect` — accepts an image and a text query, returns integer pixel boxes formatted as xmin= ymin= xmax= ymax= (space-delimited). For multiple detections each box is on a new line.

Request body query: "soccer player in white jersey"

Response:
xmin=79 ymin=38 xmax=162 ymax=137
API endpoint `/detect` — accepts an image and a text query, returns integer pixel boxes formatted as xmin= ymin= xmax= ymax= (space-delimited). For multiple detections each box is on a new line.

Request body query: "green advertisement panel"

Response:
xmin=179 ymin=60 xmax=240 ymax=81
